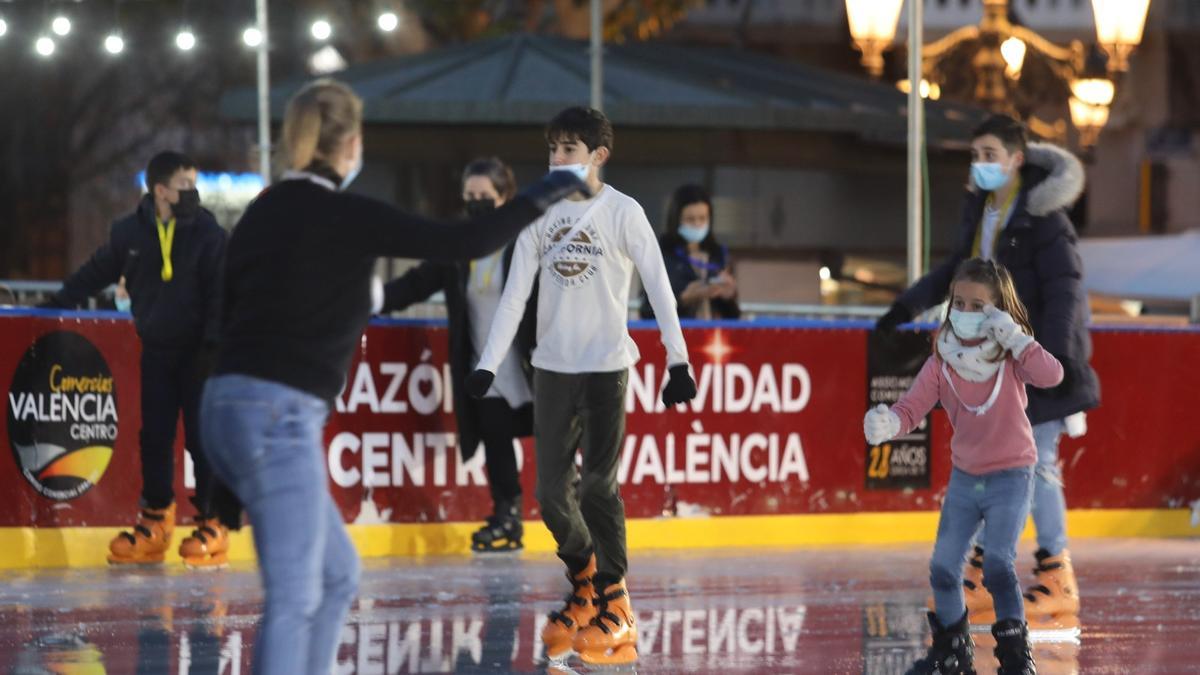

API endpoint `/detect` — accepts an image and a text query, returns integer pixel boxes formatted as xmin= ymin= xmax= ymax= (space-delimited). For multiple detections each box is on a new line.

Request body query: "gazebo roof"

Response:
xmin=221 ymin=34 xmax=982 ymax=146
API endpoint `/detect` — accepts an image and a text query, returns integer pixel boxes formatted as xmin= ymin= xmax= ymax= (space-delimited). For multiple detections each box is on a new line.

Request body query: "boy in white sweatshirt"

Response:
xmin=467 ymin=107 xmax=696 ymax=665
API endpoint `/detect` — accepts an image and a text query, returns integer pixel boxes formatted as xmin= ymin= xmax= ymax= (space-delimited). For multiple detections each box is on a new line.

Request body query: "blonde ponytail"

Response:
xmin=281 ymin=78 xmax=363 ymax=172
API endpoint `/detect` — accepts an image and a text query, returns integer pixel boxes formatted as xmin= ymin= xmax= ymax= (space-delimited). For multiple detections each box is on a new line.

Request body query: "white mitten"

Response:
xmin=983 ymin=305 xmax=1034 ymax=356
xmin=863 ymin=404 xmax=901 ymax=446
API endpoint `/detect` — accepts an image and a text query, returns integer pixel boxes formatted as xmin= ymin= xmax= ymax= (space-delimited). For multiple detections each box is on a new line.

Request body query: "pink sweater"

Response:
xmin=891 ymin=341 xmax=1064 ymax=476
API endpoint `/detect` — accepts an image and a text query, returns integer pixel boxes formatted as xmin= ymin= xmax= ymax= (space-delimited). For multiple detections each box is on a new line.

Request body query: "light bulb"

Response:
xmin=104 ymin=34 xmax=124 ymax=54
xmin=176 ymin=30 xmax=196 ymax=51
xmin=51 ymin=16 xmax=71 ymax=37
xmin=36 ymin=36 xmax=55 ymax=57
xmin=311 ymin=19 xmax=332 ymax=41
xmin=378 ymin=12 xmax=399 ymax=32
xmin=243 ymin=27 xmax=263 ymax=48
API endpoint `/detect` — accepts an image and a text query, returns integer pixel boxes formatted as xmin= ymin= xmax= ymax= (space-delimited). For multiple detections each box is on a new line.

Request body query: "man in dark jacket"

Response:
xmin=877 ymin=115 xmax=1099 ymax=628
xmin=44 ymin=151 xmax=239 ymax=568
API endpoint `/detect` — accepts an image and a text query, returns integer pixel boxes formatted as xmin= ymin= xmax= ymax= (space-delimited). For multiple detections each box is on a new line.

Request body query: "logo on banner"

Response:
xmin=6 ymin=331 xmax=118 ymax=500
xmin=865 ymin=331 xmax=932 ymax=491
xmin=544 ymin=216 xmax=604 ymax=288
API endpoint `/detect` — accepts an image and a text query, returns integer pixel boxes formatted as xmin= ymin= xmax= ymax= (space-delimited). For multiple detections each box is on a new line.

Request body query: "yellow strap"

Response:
xmin=469 ymin=252 xmax=501 ymax=291
xmin=156 ymin=217 xmax=176 ymax=281
xmin=971 ymin=174 xmax=1021 ymax=259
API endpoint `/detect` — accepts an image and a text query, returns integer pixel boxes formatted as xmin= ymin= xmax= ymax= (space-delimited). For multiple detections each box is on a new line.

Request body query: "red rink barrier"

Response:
xmin=2 ymin=309 xmax=1199 ymax=528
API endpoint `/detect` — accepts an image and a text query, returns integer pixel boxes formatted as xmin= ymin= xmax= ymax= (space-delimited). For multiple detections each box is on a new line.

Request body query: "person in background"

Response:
xmin=380 ymin=156 xmax=536 ymax=553
xmin=641 ymin=184 xmax=739 ymax=321
xmin=41 ymin=150 xmax=240 ymax=569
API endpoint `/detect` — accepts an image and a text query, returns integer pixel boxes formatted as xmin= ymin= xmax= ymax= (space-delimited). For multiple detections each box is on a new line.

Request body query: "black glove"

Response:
xmin=466 ymin=369 xmax=495 ymax=399
xmin=517 ymin=170 xmax=591 ymax=212
xmin=662 ymin=364 xmax=697 ymax=406
xmin=875 ymin=302 xmax=913 ymax=332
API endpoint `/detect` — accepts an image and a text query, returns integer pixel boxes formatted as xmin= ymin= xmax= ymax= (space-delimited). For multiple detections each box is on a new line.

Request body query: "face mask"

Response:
xmin=679 ymin=223 xmax=709 ymax=244
xmin=115 ymin=296 xmax=132 ymax=313
xmin=340 ymin=151 xmax=363 ymax=191
xmin=464 ymin=198 xmax=496 ymax=218
xmin=949 ymin=309 xmax=987 ymax=340
xmin=549 ymin=163 xmax=590 ymax=182
xmin=171 ymin=189 xmax=201 ymax=221
xmin=971 ymin=161 xmax=1012 ymax=192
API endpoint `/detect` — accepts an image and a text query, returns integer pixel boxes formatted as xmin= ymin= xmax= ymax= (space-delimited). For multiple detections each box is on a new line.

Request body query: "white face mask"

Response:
xmin=948 ymin=309 xmax=987 ymax=340
xmin=549 ymin=162 xmax=590 ymax=182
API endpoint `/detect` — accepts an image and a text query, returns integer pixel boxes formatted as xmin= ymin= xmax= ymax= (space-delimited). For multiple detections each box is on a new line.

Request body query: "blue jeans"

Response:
xmin=968 ymin=420 xmax=1070 ymax=557
xmin=931 ymin=466 xmax=1034 ymax=626
xmin=1030 ymin=420 xmax=1068 ymax=555
xmin=201 ymin=374 xmax=360 ymax=675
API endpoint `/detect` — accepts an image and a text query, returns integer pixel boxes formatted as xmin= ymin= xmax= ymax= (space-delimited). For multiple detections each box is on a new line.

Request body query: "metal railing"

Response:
xmin=0 ymin=280 xmax=121 ymax=310
xmin=6 ymin=279 xmax=1195 ymax=323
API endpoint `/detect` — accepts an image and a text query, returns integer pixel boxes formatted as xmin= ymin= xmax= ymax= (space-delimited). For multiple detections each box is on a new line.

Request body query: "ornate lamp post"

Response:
xmin=845 ymin=0 xmax=905 ymax=78
xmin=845 ymin=0 xmax=1150 ymax=149
xmin=1091 ymin=0 xmax=1151 ymax=76
xmin=1069 ymin=77 xmax=1115 ymax=148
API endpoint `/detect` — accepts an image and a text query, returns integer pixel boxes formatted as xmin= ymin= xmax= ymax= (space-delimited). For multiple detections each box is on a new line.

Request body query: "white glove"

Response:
xmin=864 ymin=404 xmax=901 ymax=446
xmin=983 ymin=305 xmax=1034 ymax=356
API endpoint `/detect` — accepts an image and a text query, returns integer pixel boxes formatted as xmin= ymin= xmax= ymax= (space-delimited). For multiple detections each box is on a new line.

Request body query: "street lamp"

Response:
xmin=1091 ymin=0 xmax=1151 ymax=75
xmin=1069 ymin=77 xmax=1114 ymax=148
xmin=1000 ymin=37 xmax=1026 ymax=79
xmin=844 ymin=0 xmax=904 ymax=78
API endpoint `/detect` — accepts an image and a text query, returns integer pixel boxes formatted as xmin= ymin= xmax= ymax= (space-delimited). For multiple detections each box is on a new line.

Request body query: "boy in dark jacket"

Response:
xmin=877 ymin=115 xmax=1099 ymax=632
xmin=44 ymin=151 xmax=239 ymax=568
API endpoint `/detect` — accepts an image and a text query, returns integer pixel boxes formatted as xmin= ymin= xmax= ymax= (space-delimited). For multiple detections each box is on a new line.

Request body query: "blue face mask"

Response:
xmin=949 ymin=309 xmax=987 ymax=340
xmin=971 ymin=162 xmax=1012 ymax=192
xmin=115 ymin=296 xmax=132 ymax=313
xmin=341 ymin=148 xmax=363 ymax=191
xmin=679 ymin=223 xmax=709 ymax=244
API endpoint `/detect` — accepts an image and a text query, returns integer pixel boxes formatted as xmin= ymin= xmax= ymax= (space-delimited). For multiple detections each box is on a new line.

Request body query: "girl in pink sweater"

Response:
xmin=865 ymin=258 xmax=1062 ymax=675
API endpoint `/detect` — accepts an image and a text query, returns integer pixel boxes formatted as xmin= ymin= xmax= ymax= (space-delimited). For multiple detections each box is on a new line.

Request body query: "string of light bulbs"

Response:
xmin=0 ymin=6 xmax=403 ymax=59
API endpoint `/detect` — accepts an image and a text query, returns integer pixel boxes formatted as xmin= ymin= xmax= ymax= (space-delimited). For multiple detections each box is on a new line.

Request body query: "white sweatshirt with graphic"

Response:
xmin=476 ymin=184 xmax=689 ymax=375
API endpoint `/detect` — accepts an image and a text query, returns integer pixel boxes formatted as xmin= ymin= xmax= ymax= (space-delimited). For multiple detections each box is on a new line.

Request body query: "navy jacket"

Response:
xmin=51 ymin=195 xmax=226 ymax=350
xmin=897 ymin=142 xmax=1101 ymax=425
xmin=641 ymin=238 xmax=741 ymax=320
xmin=381 ymin=244 xmax=537 ymax=461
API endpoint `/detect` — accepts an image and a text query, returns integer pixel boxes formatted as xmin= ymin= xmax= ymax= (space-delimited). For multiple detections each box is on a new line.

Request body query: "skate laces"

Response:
xmin=589 ymin=587 xmax=628 ymax=635
xmin=547 ymin=577 xmax=592 ymax=628
xmin=189 ymin=525 xmax=219 ymax=543
xmin=1023 ymin=558 xmax=1066 ymax=601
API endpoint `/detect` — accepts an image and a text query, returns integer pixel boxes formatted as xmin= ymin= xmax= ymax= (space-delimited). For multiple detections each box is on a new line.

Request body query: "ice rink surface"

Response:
xmin=1 ymin=539 xmax=1197 ymax=673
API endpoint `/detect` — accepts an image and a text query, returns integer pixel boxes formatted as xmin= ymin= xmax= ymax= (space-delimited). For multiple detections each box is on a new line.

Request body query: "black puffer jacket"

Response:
xmin=50 ymin=195 xmax=226 ymax=349
xmin=897 ymin=142 xmax=1101 ymax=425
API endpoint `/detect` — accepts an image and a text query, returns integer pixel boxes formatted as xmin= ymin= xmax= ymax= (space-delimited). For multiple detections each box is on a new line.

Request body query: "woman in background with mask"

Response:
xmin=380 ymin=157 xmax=536 ymax=554
xmin=641 ymin=183 xmax=740 ymax=320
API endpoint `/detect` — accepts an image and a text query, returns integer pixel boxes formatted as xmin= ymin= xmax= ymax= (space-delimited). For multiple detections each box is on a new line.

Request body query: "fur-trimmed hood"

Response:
xmin=969 ymin=142 xmax=1085 ymax=217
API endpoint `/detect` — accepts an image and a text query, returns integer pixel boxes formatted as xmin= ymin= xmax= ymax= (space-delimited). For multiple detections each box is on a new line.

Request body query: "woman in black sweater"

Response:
xmin=199 ymin=79 xmax=584 ymax=675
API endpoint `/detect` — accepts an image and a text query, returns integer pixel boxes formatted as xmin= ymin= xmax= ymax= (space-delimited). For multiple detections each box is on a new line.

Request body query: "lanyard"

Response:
xmin=469 ymin=252 xmax=502 ymax=291
xmin=942 ymin=361 xmax=1005 ymax=417
xmin=156 ymin=217 xmax=176 ymax=282
xmin=973 ymin=174 xmax=1021 ymax=259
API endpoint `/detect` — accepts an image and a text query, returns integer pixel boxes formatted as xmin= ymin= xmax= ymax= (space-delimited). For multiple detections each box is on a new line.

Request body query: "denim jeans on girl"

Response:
xmin=968 ymin=419 xmax=1069 ymax=557
xmin=930 ymin=466 xmax=1034 ymax=626
xmin=200 ymin=374 xmax=360 ymax=675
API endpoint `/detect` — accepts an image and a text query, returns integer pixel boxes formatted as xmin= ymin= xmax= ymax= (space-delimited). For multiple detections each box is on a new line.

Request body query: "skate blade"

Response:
xmin=107 ymin=555 xmax=165 ymax=566
xmin=1027 ymin=619 xmax=1084 ymax=638
xmin=182 ymin=555 xmax=229 ymax=571
xmin=578 ymin=645 xmax=638 ymax=668
xmin=968 ymin=622 xmax=1081 ymax=644
xmin=471 ymin=539 xmax=523 ymax=553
